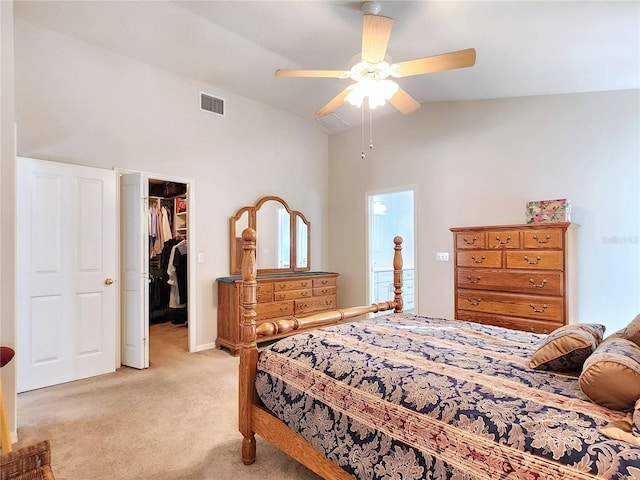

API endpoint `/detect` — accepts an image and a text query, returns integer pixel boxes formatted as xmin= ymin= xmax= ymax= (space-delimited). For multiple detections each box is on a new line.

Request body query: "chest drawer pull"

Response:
xmin=471 ymin=255 xmax=486 ymax=264
xmin=529 ymin=278 xmax=547 ymax=288
xmin=463 ymin=236 xmax=478 ymax=245
xmin=523 ymin=255 xmax=542 ymax=265
xmin=530 ymin=326 xmax=550 ymax=334
xmin=320 ymin=279 xmax=329 ymax=285
xmin=279 ymin=306 xmax=290 ymax=312
xmin=495 ymin=235 xmax=512 ymax=244
xmin=466 ymin=275 xmax=481 ymax=284
xmin=466 ymin=297 xmax=482 ymax=306
xmin=533 ymin=234 xmax=551 ymax=244
xmin=529 ymin=303 xmax=547 ymax=313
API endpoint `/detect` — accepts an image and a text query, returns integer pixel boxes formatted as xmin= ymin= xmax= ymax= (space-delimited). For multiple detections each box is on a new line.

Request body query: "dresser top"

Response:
xmin=216 ymin=271 xmax=338 ymax=283
xmin=450 ymin=222 xmax=577 ymax=232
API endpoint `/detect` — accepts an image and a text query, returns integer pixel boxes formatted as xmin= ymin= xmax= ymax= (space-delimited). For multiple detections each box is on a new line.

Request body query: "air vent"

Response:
xmin=315 ymin=113 xmax=349 ymax=132
xmin=200 ymin=92 xmax=225 ymax=116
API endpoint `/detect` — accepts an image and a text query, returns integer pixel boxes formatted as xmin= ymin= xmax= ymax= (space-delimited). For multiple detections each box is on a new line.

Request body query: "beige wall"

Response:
xmin=328 ymin=90 xmax=640 ymax=333
xmin=1 ymin=0 xmax=17 ymax=442
xmin=13 ymin=17 xmax=329 ymax=353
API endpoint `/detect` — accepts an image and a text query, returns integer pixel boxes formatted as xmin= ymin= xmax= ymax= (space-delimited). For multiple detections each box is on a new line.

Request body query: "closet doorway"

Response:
xmin=121 ymin=172 xmax=195 ymax=369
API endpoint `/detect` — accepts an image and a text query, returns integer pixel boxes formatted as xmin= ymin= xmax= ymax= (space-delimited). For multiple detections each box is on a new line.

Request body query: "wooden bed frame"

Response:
xmin=238 ymin=228 xmax=404 ymax=479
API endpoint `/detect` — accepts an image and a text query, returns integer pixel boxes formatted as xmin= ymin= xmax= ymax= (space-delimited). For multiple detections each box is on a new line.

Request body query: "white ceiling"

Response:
xmin=13 ymin=1 xmax=640 ymax=133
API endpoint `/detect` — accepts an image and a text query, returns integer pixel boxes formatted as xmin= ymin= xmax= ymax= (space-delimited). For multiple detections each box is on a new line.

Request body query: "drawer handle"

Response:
xmin=529 ymin=303 xmax=547 ymax=313
xmin=300 ymin=282 xmax=309 ymax=287
xmin=495 ymin=235 xmax=511 ymax=245
xmin=320 ymin=280 xmax=328 ymax=285
xmin=523 ymin=255 xmax=542 ymax=265
xmin=301 ymin=291 xmax=309 ymax=296
xmin=279 ymin=285 xmax=286 ymax=289
xmin=466 ymin=297 xmax=482 ymax=306
xmin=321 ymin=289 xmax=330 ymax=294
xmin=528 ymin=278 xmax=547 ymax=288
xmin=533 ymin=234 xmax=551 ymax=244
xmin=530 ymin=327 xmax=550 ymax=334
xmin=466 ymin=275 xmax=481 ymax=284
xmin=462 ymin=236 xmax=478 ymax=245
xmin=471 ymin=255 xmax=486 ymax=264
xmin=279 ymin=306 xmax=290 ymax=312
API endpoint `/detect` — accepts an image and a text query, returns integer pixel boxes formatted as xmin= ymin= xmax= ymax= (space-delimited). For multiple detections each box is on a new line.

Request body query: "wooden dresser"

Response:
xmin=216 ymin=272 xmax=339 ymax=355
xmin=450 ymin=223 xmax=578 ymax=334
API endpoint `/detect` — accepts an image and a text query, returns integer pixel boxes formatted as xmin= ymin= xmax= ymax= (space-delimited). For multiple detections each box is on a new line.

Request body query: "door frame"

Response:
xmin=116 ymin=169 xmax=196 ymax=359
xmin=365 ymin=186 xmax=418 ymax=312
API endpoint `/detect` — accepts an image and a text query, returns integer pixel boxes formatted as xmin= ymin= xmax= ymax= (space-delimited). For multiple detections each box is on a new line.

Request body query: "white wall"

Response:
xmin=329 ymin=90 xmax=640 ymax=334
xmin=13 ymin=18 xmax=329 ymax=352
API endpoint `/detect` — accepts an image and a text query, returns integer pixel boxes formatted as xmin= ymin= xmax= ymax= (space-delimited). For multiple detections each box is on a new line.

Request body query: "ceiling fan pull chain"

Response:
xmin=369 ymin=100 xmax=374 ymax=150
xmin=360 ymin=103 xmax=366 ymax=159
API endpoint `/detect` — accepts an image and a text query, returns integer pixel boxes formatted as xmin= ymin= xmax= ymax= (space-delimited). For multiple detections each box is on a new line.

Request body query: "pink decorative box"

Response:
xmin=525 ymin=199 xmax=571 ymax=224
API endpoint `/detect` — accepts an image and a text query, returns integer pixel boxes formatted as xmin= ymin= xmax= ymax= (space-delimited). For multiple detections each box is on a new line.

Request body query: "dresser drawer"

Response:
xmin=274 ymin=278 xmax=313 ymax=291
xmin=255 ymin=283 xmax=274 ymax=302
xmin=487 ymin=230 xmax=521 ymax=249
xmin=313 ymin=276 xmax=337 ymax=288
xmin=274 ymin=288 xmax=312 ymax=301
xmin=456 ymin=310 xmax=562 ymax=334
xmin=455 ymin=232 xmax=486 ymax=249
xmin=457 ymin=268 xmax=563 ymax=295
xmin=457 ymin=250 xmax=502 ymax=268
xmin=523 ymin=229 xmax=563 ymax=249
xmin=313 ymin=286 xmax=336 ymax=297
xmin=457 ymin=289 xmax=563 ymax=322
xmin=256 ymin=283 xmax=273 ymax=295
xmin=505 ymin=250 xmax=563 ymax=270
xmin=295 ymin=295 xmax=337 ymax=315
xmin=255 ymin=300 xmax=295 ymax=320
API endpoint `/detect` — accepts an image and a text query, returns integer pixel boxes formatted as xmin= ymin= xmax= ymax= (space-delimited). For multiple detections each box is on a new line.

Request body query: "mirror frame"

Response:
xmin=229 ymin=196 xmax=311 ymax=275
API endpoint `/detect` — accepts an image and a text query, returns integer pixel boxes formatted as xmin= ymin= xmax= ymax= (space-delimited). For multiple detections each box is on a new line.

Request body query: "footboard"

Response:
xmin=238 ymin=228 xmax=403 ymax=476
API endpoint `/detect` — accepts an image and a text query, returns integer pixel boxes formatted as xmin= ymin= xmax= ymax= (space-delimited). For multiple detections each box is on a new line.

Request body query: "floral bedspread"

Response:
xmin=255 ymin=314 xmax=640 ymax=479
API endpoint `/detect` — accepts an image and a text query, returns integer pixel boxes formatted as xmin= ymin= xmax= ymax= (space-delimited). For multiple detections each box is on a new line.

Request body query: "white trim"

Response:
xmin=365 ymin=185 xmax=418 ymax=313
xmin=115 ymin=169 xmax=198 ymax=354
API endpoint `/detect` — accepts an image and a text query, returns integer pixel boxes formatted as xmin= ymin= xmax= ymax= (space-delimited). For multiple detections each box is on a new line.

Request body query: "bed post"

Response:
xmin=393 ymin=236 xmax=403 ymax=313
xmin=239 ymin=228 xmax=258 ymax=465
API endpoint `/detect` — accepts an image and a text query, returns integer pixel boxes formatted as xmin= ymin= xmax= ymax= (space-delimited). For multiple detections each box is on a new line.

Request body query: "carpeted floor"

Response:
xmin=14 ymin=322 xmax=322 ymax=480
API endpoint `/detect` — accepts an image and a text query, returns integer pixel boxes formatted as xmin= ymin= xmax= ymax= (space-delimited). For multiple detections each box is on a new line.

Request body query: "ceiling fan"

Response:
xmin=275 ymin=1 xmax=476 ymax=117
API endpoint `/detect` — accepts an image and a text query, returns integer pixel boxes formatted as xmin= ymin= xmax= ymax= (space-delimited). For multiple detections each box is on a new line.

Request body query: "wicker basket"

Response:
xmin=0 ymin=440 xmax=55 ymax=480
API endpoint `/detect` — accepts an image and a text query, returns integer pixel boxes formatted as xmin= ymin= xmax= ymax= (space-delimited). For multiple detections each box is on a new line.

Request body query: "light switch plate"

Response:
xmin=436 ymin=252 xmax=450 ymax=262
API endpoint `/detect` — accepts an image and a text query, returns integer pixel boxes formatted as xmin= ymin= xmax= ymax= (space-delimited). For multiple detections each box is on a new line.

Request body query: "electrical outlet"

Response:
xmin=436 ymin=252 xmax=450 ymax=262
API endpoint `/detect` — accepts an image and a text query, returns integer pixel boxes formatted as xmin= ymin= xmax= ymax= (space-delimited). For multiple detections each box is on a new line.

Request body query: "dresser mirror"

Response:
xmin=229 ymin=196 xmax=310 ymax=275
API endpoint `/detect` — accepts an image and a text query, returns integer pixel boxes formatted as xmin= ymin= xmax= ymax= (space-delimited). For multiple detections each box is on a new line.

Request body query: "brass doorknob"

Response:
xmin=104 ymin=278 xmax=114 ymax=286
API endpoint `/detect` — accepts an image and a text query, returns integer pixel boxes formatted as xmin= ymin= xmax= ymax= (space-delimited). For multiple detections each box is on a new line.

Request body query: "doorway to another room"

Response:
xmin=368 ymin=189 xmax=416 ymax=314
xmin=121 ymin=172 xmax=195 ymax=370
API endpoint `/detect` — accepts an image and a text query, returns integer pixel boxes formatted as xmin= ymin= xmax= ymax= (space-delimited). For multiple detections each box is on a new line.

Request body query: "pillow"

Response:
xmin=579 ymin=338 xmax=640 ymax=411
xmin=599 ymin=398 xmax=640 ymax=445
xmin=529 ymin=323 xmax=606 ymax=371
xmin=634 ymin=397 xmax=640 ymax=437
xmin=605 ymin=313 xmax=640 ymax=347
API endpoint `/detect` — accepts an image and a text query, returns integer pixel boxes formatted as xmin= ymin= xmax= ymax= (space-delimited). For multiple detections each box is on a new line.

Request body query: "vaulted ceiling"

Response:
xmin=13 ymin=1 xmax=640 ymax=132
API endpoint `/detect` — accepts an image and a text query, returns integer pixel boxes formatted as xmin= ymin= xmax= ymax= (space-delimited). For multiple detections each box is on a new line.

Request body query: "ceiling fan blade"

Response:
xmin=362 ymin=14 xmax=393 ymax=64
xmin=275 ymin=69 xmax=349 ymax=78
xmin=393 ymin=48 xmax=476 ymax=77
xmin=315 ymin=86 xmax=353 ymax=116
xmin=388 ymin=87 xmax=421 ymax=115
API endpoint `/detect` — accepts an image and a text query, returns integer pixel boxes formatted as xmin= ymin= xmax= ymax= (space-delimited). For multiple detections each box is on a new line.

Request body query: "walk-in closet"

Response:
xmin=148 ymin=180 xmax=189 ymax=331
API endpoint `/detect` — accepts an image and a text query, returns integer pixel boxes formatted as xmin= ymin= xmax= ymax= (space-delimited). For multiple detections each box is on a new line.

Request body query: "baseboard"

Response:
xmin=192 ymin=342 xmax=215 ymax=353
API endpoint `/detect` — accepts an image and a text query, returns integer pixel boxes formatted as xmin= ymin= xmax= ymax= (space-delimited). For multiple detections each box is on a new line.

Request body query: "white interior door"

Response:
xmin=16 ymin=157 xmax=117 ymax=392
xmin=121 ymin=173 xmax=149 ymax=369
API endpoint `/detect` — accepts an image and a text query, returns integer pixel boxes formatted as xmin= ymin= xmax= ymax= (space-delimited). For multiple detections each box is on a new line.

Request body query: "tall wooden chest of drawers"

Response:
xmin=215 ymin=272 xmax=339 ymax=355
xmin=450 ymin=223 xmax=578 ymax=334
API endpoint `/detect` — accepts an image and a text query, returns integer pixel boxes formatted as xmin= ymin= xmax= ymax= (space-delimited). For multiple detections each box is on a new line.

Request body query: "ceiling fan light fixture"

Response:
xmin=345 ymin=78 xmax=399 ymax=109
